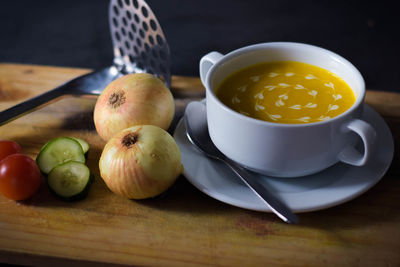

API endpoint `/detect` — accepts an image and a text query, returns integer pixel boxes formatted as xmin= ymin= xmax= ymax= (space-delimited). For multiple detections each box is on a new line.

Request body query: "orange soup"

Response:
xmin=215 ymin=61 xmax=356 ymax=124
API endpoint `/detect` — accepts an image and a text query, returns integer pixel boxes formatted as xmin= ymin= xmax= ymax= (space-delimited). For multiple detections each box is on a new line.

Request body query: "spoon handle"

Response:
xmin=223 ymin=157 xmax=299 ymax=224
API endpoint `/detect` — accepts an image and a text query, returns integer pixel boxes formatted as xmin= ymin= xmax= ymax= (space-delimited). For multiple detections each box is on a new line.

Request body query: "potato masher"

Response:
xmin=0 ymin=0 xmax=170 ymax=125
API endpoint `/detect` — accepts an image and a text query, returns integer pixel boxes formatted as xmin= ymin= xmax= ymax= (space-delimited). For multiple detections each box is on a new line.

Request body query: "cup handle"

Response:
xmin=338 ymin=119 xmax=377 ymax=166
xmin=199 ymin=52 xmax=224 ymax=85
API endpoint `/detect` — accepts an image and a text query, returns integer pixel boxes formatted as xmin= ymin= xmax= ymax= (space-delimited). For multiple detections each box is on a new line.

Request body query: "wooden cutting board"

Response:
xmin=0 ymin=63 xmax=399 ymax=266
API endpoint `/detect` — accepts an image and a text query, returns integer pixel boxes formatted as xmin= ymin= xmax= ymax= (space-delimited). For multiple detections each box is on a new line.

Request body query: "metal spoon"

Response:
xmin=184 ymin=101 xmax=299 ymax=224
xmin=0 ymin=0 xmax=170 ymax=125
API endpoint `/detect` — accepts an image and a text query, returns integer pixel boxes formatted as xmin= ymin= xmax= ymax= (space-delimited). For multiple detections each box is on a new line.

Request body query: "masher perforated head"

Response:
xmin=109 ymin=0 xmax=171 ymax=87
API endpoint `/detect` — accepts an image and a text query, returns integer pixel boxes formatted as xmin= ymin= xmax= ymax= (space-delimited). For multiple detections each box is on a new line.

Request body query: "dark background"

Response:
xmin=0 ymin=0 xmax=399 ymax=92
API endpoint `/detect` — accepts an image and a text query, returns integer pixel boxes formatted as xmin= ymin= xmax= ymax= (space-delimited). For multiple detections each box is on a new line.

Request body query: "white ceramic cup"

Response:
xmin=199 ymin=42 xmax=377 ymax=177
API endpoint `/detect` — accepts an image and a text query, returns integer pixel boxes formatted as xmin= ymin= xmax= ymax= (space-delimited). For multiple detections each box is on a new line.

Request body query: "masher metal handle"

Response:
xmin=0 ymin=66 xmax=119 ymax=126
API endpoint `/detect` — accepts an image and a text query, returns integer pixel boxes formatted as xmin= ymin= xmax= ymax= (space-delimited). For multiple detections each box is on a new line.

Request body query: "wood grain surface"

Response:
xmin=0 ymin=63 xmax=399 ymax=266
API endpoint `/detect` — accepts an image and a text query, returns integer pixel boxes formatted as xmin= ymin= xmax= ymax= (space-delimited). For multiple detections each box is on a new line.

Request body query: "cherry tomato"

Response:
xmin=0 ymin=154 xmax=42 ymax=200
xmin=0 ymin=140 xmax=22 ymax=162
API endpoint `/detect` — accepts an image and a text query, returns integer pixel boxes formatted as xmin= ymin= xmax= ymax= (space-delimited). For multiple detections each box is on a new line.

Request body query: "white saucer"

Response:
xmin=173 ymin=104 xmax=394 ymax=213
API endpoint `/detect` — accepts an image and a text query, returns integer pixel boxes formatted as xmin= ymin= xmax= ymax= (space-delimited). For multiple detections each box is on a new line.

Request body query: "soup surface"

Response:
xmin=215 ymin=61 xmax=356 ymax=124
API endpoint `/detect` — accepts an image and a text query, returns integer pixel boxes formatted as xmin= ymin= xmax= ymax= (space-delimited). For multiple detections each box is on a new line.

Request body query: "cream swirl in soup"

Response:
xmin=215 ymin=61 xmax=356 ymax=124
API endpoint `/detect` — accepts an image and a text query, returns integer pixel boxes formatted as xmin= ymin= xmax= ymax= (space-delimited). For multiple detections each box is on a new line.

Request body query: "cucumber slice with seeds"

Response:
xmin=36 ymin=137 xmax=85 ymax=174
xmin=47 ymin=161 xmax=92 ymax=200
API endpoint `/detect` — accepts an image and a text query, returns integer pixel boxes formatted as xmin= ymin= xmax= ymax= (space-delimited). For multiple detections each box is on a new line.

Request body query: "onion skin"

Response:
xmin=94 ymin=73 xmax=175 ymax=141
xmin=99 ymin=125 xmax=183 ymax=199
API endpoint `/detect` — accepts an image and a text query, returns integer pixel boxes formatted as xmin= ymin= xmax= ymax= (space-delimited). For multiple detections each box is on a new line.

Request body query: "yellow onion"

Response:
xmin=99 ymin=125 xmax=182 ymax=199
xmin=94 ymin=73 xmax=175 ymax=141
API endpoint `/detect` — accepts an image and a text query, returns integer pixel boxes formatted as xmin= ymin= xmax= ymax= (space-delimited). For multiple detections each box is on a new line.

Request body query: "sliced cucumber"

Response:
xmin=36 ymin=137 xmax=85 ymax=174
xmin=70 ymin=137 xmax=89 ymax=154
xmin=47 ymin=161 xmax=92 ymax=201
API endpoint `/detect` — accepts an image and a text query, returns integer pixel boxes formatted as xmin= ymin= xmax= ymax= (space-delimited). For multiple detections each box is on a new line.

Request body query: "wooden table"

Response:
xmin=0 ymin=63 xmax=399 ymax=266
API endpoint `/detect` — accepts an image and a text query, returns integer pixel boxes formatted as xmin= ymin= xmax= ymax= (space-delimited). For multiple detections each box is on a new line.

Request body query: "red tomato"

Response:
xmin=0 ymin=154 xmax=42 ymax=200
xmin=0 ymin=140 xmax=22 ymax=162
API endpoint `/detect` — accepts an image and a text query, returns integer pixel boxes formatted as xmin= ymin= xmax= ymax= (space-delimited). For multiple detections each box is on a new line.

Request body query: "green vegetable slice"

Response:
xmin=47 ymin=161 xmax=92 ymax=200
xmin=70 ymin=137 xmax=89 ymax=154
xmin=36 ymin=137 xmax=85 ymax=174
